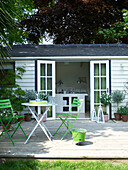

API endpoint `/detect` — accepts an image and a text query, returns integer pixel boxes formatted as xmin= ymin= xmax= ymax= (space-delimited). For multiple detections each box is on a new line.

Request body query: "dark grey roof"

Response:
xmin=10 ymin=44 xmax=128 ymax=57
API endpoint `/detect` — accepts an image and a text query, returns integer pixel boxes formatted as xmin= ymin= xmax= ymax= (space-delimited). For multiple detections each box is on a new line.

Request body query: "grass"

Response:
xmin=0 ymin=160 xmax=128 ymax=170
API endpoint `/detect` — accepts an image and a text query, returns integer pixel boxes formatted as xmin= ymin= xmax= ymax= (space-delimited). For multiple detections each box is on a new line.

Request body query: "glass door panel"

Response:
xmin=94 ymin=64 xmax=99 ymax=76
xmin=101 ymin=64 xmax=106 ymax=76
xmin=47 ymin=78 xmax=52 ymax=90
xmin=101 ymin=77 xmax=106 ymax=89
xmin=41 ymin=78 xmax=46 ymax=90
xmin=47 ymin=64 xmax=52 ymax=76
xmin=40 ymin=64 xmax=45 ymax=76
xmin=94 ymin=77 xmax=99 ymax=89
xmin=94 ymin=91 xmax=99 ymax=103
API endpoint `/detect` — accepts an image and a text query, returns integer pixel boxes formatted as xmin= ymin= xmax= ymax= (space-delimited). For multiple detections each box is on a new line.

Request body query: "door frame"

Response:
xmin=37 ymin=60 xmax=56 ymax=120
xmin=90 ymin=60 xmax=110 ymax=118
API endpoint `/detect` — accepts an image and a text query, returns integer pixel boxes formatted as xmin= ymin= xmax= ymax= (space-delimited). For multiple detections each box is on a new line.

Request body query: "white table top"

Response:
xmin=22 ymin=102 xmax=57 ymax=107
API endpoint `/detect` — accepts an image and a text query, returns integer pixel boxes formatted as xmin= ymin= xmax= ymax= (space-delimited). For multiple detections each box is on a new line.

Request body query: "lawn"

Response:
xmin=0 ymin=160 xmax=128 ymax=170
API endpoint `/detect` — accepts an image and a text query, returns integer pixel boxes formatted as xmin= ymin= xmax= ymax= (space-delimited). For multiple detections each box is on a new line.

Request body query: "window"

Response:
xmin=0 ymin=62 xmax=15 ymax=86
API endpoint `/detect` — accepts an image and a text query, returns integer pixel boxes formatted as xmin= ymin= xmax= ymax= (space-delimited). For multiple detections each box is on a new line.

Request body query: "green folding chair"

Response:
xmin=53 ymin=98 xmax=83 ymax=140
xmin=0 ymin=99 xmax=27 ymax=146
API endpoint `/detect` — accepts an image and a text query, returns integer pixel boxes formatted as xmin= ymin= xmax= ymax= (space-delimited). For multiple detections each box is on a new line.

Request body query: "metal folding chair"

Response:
xmin=53 ymin=98 xmax=83 ymax=140
xmin=0 ymin=99 xmax=27 ymax=146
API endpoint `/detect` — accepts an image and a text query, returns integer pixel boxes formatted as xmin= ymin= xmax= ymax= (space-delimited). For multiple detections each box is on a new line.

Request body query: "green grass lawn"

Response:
xmin=0 ymin=160 xmax=128 ymax=170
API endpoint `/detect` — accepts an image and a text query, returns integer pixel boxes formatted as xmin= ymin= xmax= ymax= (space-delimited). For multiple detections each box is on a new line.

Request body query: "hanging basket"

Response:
xmin=72 ymin=128 xmax=86 ymax=142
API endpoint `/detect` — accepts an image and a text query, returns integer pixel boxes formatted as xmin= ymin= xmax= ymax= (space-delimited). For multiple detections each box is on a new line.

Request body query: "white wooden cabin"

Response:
xmin=3 ymin=44 xmax=128 ymax=120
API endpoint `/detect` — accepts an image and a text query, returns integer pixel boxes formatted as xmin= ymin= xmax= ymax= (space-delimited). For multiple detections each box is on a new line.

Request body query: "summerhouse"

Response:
xmin=3 ymin=44 xmax=128 ymax=120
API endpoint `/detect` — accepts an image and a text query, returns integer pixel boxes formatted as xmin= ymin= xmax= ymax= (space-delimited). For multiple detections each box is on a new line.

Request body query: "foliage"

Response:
xmin=112 ymin=90 xmax=125 ymax=110
xmin=20 ymin=0 xmax=128 ymax=44
xmin=123 ymin=9 xmax=128 ymax=30
xmin=38 ymin=92 xmax=49 ymax=101
xmin=0 ymin=0 xmax=15 ymax=65
xmin=0 ymin=0 xmax=35 ymax=66
xmin=98 ymin=22 xmax=127 ymax=43
xmin=100 ymin=93 xmax=111 ymax=107
xmin=1 ymin=160 xmax=128 ymax=170
xmin=0 ymin=0 xmax=35 ymax=46
xmin=0 ymin=67 xmax=26 ymax=113
xmin=0 ymin=109 xmax=12 ymax=124
xmin=98 ymin=9 xmax=128 ymax=43
xmin=25 ymin=90 xmax=36 ymax=102
xmin=117 ymin=106 xmax=128 ymax=115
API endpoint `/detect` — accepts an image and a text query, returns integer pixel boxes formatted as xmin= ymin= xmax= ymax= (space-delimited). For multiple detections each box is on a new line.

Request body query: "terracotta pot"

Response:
xmin=24 ymin=113 xmax=32 ymax=121
xmin=104 ymin=114 xmax=108 ymax=122
xmin=122 ymin=115 xmax=128 ymax=122
xmin=2 ymin=123 xmax=11 ymax=131
xmin=114 ymin=113 xmax=121 ymax=121
xmin=39 ymin=114 xmax=46 ymax=122
xmin=18 ymin=117 xmax=23 ymax=122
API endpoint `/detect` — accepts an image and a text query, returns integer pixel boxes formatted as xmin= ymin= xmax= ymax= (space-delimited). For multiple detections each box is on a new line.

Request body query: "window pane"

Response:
xmin=101 ymin=91 xmax=106 ymax=95
xmin=101 ymin=64 xmax=106 ymax=76
xmin=40 ymin=64 xmax=45 ymax=76
xmin=41 ymin=78 xmax=46 ymax=90
xmin=47 ymin=64 xmax=52 ymax=76
xmin=94 ymin=64 xmax=99 ymax=76
xmin=101 ymin=77 xmax=106 ymax=89
xmin=47 ymin=91 xmax=52 ymax=96
xmin=94 ymin=91 xmax=99 ymax=103
xmin=41 ymin=107 xmax=52 ymax=118
xmin=47 ymin=109 xmax=52 ymax=117
xmin=47 ymin=78 xmax=52 ymax=90
xmin=94 ymin=77 xmax=99 ymax=89
xmin=94 ymin=105 xmax=99 ymax=114
xmin=0 ymin=70 xmax=15 ymax=85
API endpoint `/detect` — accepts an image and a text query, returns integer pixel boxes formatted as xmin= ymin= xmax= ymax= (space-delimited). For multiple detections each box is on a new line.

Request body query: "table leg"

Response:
xmin=24 ymin=106 xmax=52 ymax=144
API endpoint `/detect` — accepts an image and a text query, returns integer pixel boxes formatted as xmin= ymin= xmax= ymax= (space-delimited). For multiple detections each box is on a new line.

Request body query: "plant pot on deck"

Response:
xmin=122 ymin=115 xmax=128 ymax=122
xmin=39 ymin=114 xmax=46 ymax=122
xmin=104 ymin=114 xmax=108 ymax=122
xmin=24 ymin=113 xmax=32 ymax=121
xmin=2 ymin=123 xmax=11 ymax=131
xmin=114 ymin=113 xmax=121 ymax=121
xmin=18 ymin=117 xmax=24 ymax=122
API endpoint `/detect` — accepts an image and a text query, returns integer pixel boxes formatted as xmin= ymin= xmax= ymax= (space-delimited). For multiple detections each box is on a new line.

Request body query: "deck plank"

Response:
xmin=0 ymin=120 xmax=128 ymax=159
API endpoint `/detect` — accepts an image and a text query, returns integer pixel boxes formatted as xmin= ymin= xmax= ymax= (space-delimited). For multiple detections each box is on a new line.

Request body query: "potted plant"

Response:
xmin=24 ymin=90 xmax=36 ymax=121
xmin=0 ymin=109 xmax=12 ymax=130
xmin=112 ymin=90 xmax=125 ymax=121
xmin=117 ymin=106 xmax=128 ymax=122
xmin=100 ymin=93 xmax=111 ymax=122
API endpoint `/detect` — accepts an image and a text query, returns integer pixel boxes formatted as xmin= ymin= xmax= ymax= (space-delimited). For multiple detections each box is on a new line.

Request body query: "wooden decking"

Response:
xmin=0 ymin=120 xmax=128 ymax=159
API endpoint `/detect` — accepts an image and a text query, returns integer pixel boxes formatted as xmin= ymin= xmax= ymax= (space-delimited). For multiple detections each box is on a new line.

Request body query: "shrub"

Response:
xmin=117 ymin=106 xmax=128 ymax=115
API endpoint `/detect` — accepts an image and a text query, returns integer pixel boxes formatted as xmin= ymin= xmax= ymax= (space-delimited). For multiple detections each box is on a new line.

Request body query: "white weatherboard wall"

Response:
xmin=15 ymin=61 xmax=35 ymax=90
xmin=111 ymin=60 xmax=128 ymax=117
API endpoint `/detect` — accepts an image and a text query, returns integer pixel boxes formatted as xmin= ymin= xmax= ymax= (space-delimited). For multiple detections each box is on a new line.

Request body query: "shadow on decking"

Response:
xmin=0 ymin=119 xmax=128 ymax=159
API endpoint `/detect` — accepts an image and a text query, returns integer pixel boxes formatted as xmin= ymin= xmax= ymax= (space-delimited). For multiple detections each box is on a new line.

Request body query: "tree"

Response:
xmin=0 ymin=0 xmax=16 ymax=65
xmin=20 ymin=0 xmax=128 ymax=44
xmin=98 ymin=9 xmax=128 ymax=43
xmin=0 ymin=0 xmax=35 ymax=65
xmin=123 ymin=9 xmax=128 ymax=29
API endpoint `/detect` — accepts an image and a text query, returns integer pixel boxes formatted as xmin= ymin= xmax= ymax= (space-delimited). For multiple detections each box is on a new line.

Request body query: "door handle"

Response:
xmin=107 ymin=88 xmax=109 ymax=93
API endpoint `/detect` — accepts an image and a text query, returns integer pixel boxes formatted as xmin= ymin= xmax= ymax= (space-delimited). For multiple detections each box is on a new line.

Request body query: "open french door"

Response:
xmin=37 ymin=60 xmax=55 ymax=120
xmin=90 ymin=60 xmax=109 ymax=118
